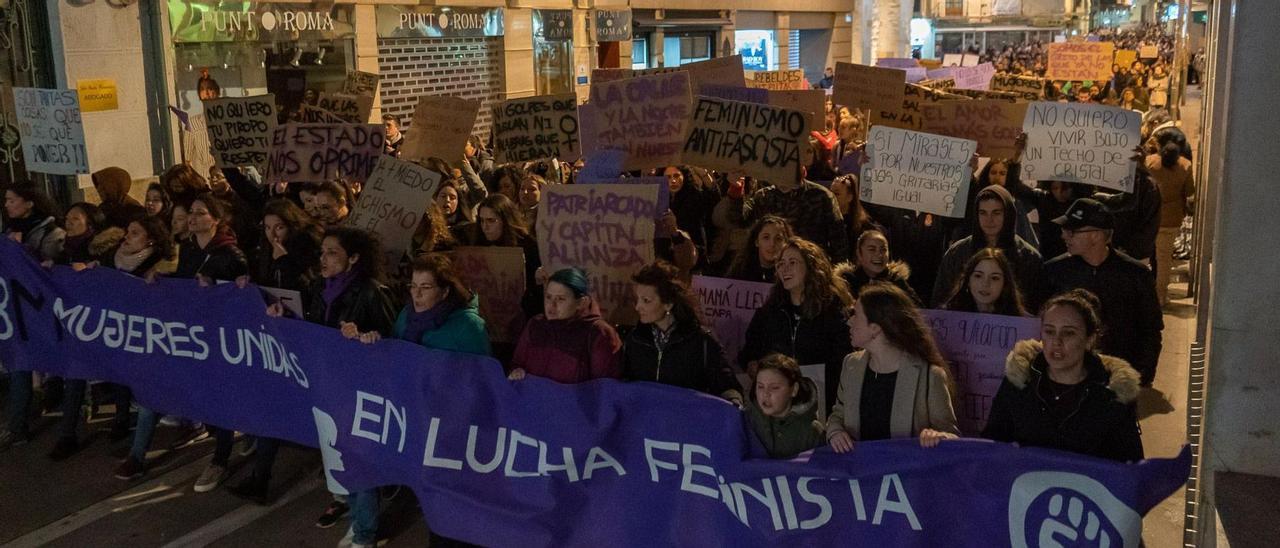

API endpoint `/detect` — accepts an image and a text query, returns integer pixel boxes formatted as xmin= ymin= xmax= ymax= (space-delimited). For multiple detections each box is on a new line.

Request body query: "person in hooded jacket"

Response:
xmin=746 ymin=353 xmax=823 ymax=459
xmin=739 ymin=237 xmax=853 ymax=413
xmin=835 ymin=230 xmax=922 ymax=306
xmin=983 ymin=289 xmax=1144 ymax=462
xmin=176 ymin=193 xmax=248 ymax=283
xmin=508 ymin=268 xmax=622 ymax=384
xmin=92 ymin=166 xmax=146 ymax=229
xmin=931 ymin=185 xmax=1044 ymax=308
xmin=974 ymin=159 xmax=1039 ymax=248
xmin=1145 ymin=130 xmax=1195 ymax=305
xmin=622 ymin=262 xmax=742 ymax=404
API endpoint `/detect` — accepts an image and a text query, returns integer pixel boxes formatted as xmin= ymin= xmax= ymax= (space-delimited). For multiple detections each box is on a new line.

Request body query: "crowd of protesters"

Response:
xmin=0 ymin=25 xmax=1194 ymax=548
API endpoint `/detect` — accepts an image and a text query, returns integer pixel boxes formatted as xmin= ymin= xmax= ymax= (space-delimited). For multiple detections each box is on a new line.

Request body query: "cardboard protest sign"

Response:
xmin=452 ymin=246 xmax=527 ymax=344
xmin=317 ymin=92 xmax=373 ymax=123
xmin=637 ymin=55 xmax=746 ymax=90
xmin=12 ymin=87 xmax=89 ymax=175
xmin=537 ymin=183 xmax=658 ymax=323
xmin=1139 ymin=44 xmax=1158 ymax=59
xmin=953 ymin=63 xmax=997 ymax=90
xmin=691 ymin=276 xmax=773 ymax=370
xmin=860 ymin=125 xmax=975 ymax=217
xmin=683 ymin=96 xmax=808 ymax=185
xmin=576 ymin=175 xmax=670 ymax=219
xmin=921 ymin=100 xmax=1029 ymax=159
xmin=876 ymin=58 xmax=919 ymax=69
xmin=905 ymin=67 xmax=928 ymax=83
xmin=202 ymin=94 xmax=276 ymax=175
xmin=491 ymin=93 xmax=580 ymax=164
xmin=922 ymin=309 xmax=1040 ymax=436
xmin=581 ymin=71 xmax=692 ymax=171
xmin=1046 ymin=42 xmax=1115 ymax=82
xmin=345 ymin=156 xmax=442 ymax=263
xmin=342 ymin=71 xmax=380 ymax=97
xmin=299 ymin=104 xmax=347 ymax=123
xmin=991 ymin=73 xmax=1047 ymax=100
xmin=746 ymin=70 xmax=806 ymax=91
xmin=768 ymin=89 xmax=827 ymax=133
xmin=698 ymin=84 xmax=769 ymax=104
xmin=1114 ymin=49 xmax=1138 ymax=68
xmin=834 ymin=62 xmax=907 ymax=114
xmin=942 ymin=54 xmax=965 ymax=67
xmin=400 ymin=95 xmax=481 ymax=162
xmin=871 ymin=83 xmax=968 ymax=131
xmin=1020 ymin=101 xmax=1141 ymax=192
xmin=266 ymin=123 xmax=384 ymax=183
xmin=943 ymin=88 xmax=1022 ymax=101
xmin=961 ymin=54 xmax=981 ymax=67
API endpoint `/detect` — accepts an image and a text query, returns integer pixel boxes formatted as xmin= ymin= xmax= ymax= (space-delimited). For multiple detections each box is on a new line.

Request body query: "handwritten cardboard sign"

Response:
xmin=860 ymin=125 xmax=975 ymax=217
xmin=746 ymin=70 xmax=806 ymax=91
xmin=581 ymin=71 xmax=691 ymax=171
xmin=1139 ymin=44 xmax=1158 ymax=59
xmin=876 ymin=58 xmax=919 ymax=69
xmin=991 ymin=73 xmax=1047 ymax=100
xmin=683 ymin=96 xmax=808 ymax=185
xmin=922 ymin=309 xmax=1040 ymax=435
xmin=400 ymin=95 xmax=481 ymax=162
xmin=342 ymin=71 xmax=380 ymax=97
xmin=536 ymin=183 xmax=658 ymax=324
xmin=595 ymin=56 xmax=747 ymax=91
xmin=317 ymin=92 xmax=373 ymax=124
xmin=260 ymin=286 xmax=306 ymax=319
xmin=834 ymin=62 xmax=907 ymax=114
xmin=942 ymin=54 xmax=965 ymax=67
xmin=922 ymin=99 xmax=1029 ymax=159
xmin=1046 ymin=42 xmax=1115 ymax=82
xmin=12 ymin=87 xmax=89 ymax=175
xmin=492 ymin=93 xmax=580 ymax=164
xmin=768 ymin=89 xmax=827 ymax=134
xmin=452 ymin=246 xmax=528 ymax=344
xmin=1020 ymin=101 xmax=1141 ymax=192
xmin=691 ymin=276 xmax=773 ymax=368
xmin=266 ymin=123 xmax=385 ymax=183
xmin=953 ymin=63 xmax=997 ymax=91
xmin=1114 ymin=49 xmax=1138 ymax=68
xmin=299 ymin=104 xmax=347 ymax=123
xmin=346 ymin=156 xmax=442 ymax=263
xmin=872 ymin=83 xmax=968 ymax=131
xmin=202 ymin=94 xmax=276 ymax=175
xmin=698 ymin=84 xmax=769 ymax=104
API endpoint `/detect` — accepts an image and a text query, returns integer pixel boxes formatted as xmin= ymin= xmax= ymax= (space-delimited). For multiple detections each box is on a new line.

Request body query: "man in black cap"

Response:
xmin=1044 ymin=198 xmax=1164 ymax=386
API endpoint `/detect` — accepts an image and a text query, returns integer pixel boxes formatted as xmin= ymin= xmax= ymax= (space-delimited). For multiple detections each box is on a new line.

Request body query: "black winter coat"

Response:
xmin=983 ymin=340 xmax=1144 ymax=462
xmin=740 ymin=299 xmax=852 ymax=413
xmin=1044 ymin=250 xmax=1163 ymax=382
xmin=304 ymin=275 xmax=398 ymax=335
xmin=174 ymin=232 xmax=248 ymax=281
xmin=251 ymin=229 xmax=321 ymax=292
xmin=621 ymin=322 xmax=742 ymax=401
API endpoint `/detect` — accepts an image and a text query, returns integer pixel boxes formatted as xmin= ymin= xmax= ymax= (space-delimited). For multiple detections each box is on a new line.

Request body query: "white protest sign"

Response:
xmin=860 ymin=125 xmax=975 ymax=217
xmin=492 ymin=93 xmax=580 ymax=164
xmin=581 ymin=71 xmax=691 ymax=171
xmin=401 ymin=95 xmax=481 ymax=162
xmin=1020 ymin=101 xmax=1140 ymax=192
xmin=453 ymin=246 xmax=527 ymax=344
xmin=317 ymin=92 xmax=373 ymax=124
xmin=202 ymin=94 xmax=276 ymax=175
xmin=266 ymin=123 xmax=385 ymax=183
xmin=953 ymin=63 xmax=996 ymax=90
xmin=12 ymin=87 xmax=88 ymax=175
xmin=537 ymin=184 xmax=658 ymax=324
xmin=260 ymin=286 xmax=305 ymax=319
xmin=346 ymin=156 xmax=442 ymax=262
xmin=683 ymin=96 xmax=808 ymax=185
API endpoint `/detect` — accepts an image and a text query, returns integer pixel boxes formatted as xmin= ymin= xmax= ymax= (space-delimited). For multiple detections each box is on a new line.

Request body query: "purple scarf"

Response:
xmin=322 ymin=269 xmax=360 ymax=324
xmin=400 ymin=299 xmax=459 ymax=344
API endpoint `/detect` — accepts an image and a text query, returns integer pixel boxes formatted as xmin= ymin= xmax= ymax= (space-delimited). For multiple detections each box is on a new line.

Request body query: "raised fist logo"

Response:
xmin=1009 ymin=471 xmax=1140 ymax=548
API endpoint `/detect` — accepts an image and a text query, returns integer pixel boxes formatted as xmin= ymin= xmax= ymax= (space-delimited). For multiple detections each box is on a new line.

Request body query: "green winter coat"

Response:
xmin=744 ymin=378 xmax=824 ymax=459
xmin=393 ymin=294 xmax=492 ymax=357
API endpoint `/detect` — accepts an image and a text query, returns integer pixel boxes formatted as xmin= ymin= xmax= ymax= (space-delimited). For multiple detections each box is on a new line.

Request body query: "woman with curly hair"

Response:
xmin=739 ymin=237 xmax=853 ymax=412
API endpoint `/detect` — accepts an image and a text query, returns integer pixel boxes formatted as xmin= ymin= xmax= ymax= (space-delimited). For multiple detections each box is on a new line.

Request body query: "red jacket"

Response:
xmin=510 ymin=304 xmax=622 ymax=384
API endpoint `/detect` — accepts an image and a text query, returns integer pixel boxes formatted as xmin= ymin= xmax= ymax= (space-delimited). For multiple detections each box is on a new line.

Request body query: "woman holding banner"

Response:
xmin=348 ymin=254 xmax=490 ymax=356
xmin=835 ymin=230 xmax=922 ymax=306
xmin=175 ymin=193 xmax=248 ymax=283
xmin=508 ymin=267 xmax=622 ymax=384
xmin=941 ymin=248 xmax=1030 ymax=317
xmin=826 ymin=284 xmax=959 ymax=452
xmin=983 ymin=289 xmax=1144 ymax=462
xmin=723 ymin=215 xmax=794 ymax=283
xmin=739 ymin=238 xmax=852 ymax=412
xmin=745 ymin=353 xmax=824 ymax=459
xmin=622 ymin=262 xmax=742 ymax=405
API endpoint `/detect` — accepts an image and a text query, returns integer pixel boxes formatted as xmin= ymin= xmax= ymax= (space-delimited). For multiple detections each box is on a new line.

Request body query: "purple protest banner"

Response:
xmin=691 ymin=276 xmax=773 ymax=368
xmin=922 ymin=309 xmax=1041 ymax=435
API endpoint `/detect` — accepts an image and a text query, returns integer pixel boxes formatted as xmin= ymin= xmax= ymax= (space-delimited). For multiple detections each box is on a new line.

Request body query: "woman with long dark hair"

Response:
xmin=455 ymin=194 xmax=542 ymax=323
xmin=826 ymin=284 xmax=959 ymax=452
xmin=622 ymin=262 xmax=742 ymax=404
xmin=175 ymin=193 xmax=248 ymax=283
xmin=835 ymin=229 xmax=922 ymax=305
xmin=942 ymin=248 xmax=1029 ymax=316
xmin=723 ymin=215 xmax=794 ymax=283
xmin=251 ymin=198 xmax=322 ymax=294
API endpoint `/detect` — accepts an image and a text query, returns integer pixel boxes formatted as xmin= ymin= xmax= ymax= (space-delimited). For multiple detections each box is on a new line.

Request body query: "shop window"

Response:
xmin=662 ymin=34 xmax=712 ymax=68
xmin=632 ymin=38 xmax=649 ymax=69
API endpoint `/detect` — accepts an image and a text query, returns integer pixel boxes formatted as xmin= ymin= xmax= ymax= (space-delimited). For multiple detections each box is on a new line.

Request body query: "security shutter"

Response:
xmin=377 ymin=37 xmax=504 ymax=140
xmin=788 ymin=29 xmax=801 ymax=70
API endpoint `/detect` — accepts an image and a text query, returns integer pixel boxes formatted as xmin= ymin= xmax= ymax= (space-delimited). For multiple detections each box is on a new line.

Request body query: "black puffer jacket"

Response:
xmin=835 ymin=261 xmax=922 ymax=305
xmin=621 ymin=321 xmax=742 ymax=402
xmin=983 ymin=340 xmax=1144 ymax=462
xmin=304 ymin=275 xmax=398 ymax=335
xmin=174 ymin=230 xmax=248 ymax=281
xmin=739 ymin=299 xmax=852 ymax=413
xmin=251 ymin=228 xmax=321 ymax=292
xmin=1044 ymin=250 xmax=1163 ymax=383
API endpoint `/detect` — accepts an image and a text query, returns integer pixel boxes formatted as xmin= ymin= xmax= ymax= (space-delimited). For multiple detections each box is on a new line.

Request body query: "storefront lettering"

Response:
xmin=198 ymin=10 xmax=335 ymax=33
xmin=399 ymin=12 xmax=491 ymax=31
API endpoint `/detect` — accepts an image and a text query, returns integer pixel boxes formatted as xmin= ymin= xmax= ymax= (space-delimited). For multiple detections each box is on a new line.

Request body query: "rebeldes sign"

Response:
xmin=683 ymin=96 xmax=808 ymax=185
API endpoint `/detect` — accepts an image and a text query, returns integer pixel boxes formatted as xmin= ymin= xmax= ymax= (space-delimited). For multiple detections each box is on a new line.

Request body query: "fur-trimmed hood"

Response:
xmin=833 ymin=259 xmax=911 ymax=283
xmin=88 ymin=227 xmax=126 ymax=258
xmin=1004 ymin=339 xmax=1141 ymax=404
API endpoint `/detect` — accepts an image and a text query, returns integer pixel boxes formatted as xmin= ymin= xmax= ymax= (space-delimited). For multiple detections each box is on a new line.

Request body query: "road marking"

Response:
xmin=157 ymin=474 xmax=324 ymax=548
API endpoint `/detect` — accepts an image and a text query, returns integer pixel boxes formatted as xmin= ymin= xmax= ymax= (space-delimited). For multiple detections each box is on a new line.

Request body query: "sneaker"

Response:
xmin=237 ymin=436 xmax=257 ymax=458
xmin=114 ymin=456 xmax=146 ymax=480
xmin=0 ymin=430 xmax=30 ymax=451
xmin=337 ymin=527 xmax=375 ymax=548
xmin=47 ymin=437 xmax=80 ymax=461
xmin=193 ymin=463 xmax=229 ymax=493
xmin=228 ymin=473 xmax=270 ymax=505
xmin=315 ymin=500 xmax=350 ymax=529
